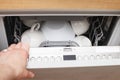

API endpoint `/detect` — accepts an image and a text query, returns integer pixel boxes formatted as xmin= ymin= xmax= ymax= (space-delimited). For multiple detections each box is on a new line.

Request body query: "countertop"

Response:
xmin=0 ymin=0 xmax=120 ymax=10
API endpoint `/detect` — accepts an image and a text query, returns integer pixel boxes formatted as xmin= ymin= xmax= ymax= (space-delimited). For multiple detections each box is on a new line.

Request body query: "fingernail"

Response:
xmin=16 ymin=42 xmax=22 ymax=48
xmin=30 ymin=72 xmax=35 ymax=78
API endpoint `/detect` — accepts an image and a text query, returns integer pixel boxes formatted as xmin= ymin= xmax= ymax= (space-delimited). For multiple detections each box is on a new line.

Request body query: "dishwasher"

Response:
xmin=0 ymin=11 xmax=120 ymax=80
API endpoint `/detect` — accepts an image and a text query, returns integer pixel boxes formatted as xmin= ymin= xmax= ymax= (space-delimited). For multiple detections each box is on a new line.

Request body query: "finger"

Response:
xmin=15 ymin=42 xmax=22 ymax=49
xmin=0 ymin=49 xmax=10 ymax=55
xmin=1 ymin=49 xmax=8 ymax=52
xmin=21 ymin=42 xmax=29 ymax=52
xmin=7 ymin=44 xmax=16 ymax=50
xmin=22 ymin=70 xmax=35 ymax=79
xmin=21 ymin=42 xmax=30 ymax=59
xmin=26 ymin=71 xmax=35 ymax=78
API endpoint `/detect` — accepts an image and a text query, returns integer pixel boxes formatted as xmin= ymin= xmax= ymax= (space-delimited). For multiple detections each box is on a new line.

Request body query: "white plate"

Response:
xmin=73 ymin=36 xmax=92 ymax=46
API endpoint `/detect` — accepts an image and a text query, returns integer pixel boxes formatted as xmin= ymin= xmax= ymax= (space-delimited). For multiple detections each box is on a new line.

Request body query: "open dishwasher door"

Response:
xmin=27 ymin=46 xmax=120 ymax=80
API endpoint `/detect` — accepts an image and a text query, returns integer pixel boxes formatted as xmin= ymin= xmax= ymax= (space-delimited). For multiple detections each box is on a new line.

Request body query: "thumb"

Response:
xmin=21 ymin=42 xmax=30 ymax=52
xmin=21 ymin=69 xmax=35 ymax=79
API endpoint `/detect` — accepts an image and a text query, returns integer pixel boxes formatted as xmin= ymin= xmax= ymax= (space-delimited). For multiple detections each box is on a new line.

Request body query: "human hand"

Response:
xmin=0 ymin=42 xmax=34 ymax=80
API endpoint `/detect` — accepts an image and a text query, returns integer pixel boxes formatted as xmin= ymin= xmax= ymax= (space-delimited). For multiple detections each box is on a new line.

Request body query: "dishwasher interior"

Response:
xmin=3 ymin=16 xmax=119 ymax=47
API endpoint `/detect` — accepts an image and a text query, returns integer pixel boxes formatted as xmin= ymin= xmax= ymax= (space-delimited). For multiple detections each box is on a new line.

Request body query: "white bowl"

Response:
xmin=41 ymin=21 xmax=75 ymax=41
xmin=20 ymin=16 xmax=39 ymax=27
xmin=71 ymin=18 xmax=90 ymax=35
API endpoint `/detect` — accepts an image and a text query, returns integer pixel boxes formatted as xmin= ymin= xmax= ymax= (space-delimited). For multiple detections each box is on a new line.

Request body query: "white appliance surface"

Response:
xmin=27 ymin=46 xmax=120 ymax=69
xmin=26 ymin=46 xmax=120 ymax=80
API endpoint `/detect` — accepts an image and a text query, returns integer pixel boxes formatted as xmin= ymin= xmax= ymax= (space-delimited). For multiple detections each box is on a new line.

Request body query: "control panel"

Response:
xmin=27 ymin=46 xmax=120 ymax=69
